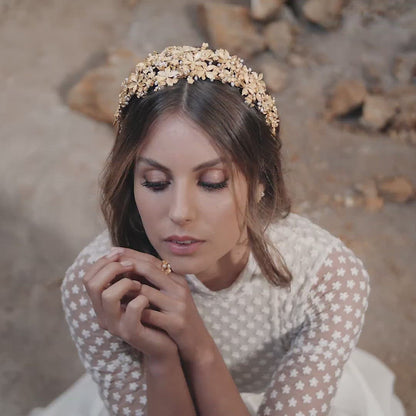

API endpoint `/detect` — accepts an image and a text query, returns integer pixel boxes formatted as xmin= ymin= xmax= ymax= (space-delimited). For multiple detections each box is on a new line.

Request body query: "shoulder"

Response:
xmin=266 ymin=213 xmax=344 ymax=280
xmin=63 ymin=230 xmax=112 ymax=282
xmin=266 ymin=214 xmax=370 ymax=323
xmin=267 ymin=212 xmax=340 ymax=247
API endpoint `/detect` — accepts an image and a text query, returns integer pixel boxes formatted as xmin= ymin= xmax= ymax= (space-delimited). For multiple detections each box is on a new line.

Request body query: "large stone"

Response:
xmin=377 ymin=176 xmax=415 ymax=203
xmin=362 ymin=62 xmax=383 ymax=93
xmin=67 ymin=49 xmax=140 ymax=123
xmin=354 ymin=179 xmax=384 ymax=212
xmin=250 ymin=0 xmax=284 ymax=21
xmin=360 ymin=95 xmax=397 ymax=130
xmin=264 ymin=20 xmax=296 ymax=59
xmin=279 ymin=4 xmax=299 ymax=25
xmin=302 ymin=0 xmax=346 ymax=30
xmin=260 ymin=60 xmax=288 ymax=92
xmin=198 ymin=3 xmax=266 ymax=59
xmin=326 ymin=79 xmax=367 ymax=118
xmin=392 ymin=52 xmax=416 ymax=84
xmin=388 ymin=85 xmax=416 ymax=133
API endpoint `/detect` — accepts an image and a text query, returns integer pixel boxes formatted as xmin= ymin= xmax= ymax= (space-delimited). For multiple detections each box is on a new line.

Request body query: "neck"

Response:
xmin=196 ymin=244 xmax=250 ymax=292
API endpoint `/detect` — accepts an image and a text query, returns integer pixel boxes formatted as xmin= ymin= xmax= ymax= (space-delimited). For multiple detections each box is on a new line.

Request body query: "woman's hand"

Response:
xmin=115 ymin=247 xmax=216 ymax=365
xmin=82 ymin=248 xmax=179 ymax=362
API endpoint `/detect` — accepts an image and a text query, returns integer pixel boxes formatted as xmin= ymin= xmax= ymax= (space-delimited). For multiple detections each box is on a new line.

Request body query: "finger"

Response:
xmin=83 ymin=247 xmax=125 ymax=283
xmin=102 ymin=278 xmax=142 ymax=322
xmin=122 ymin=294 xmax=151 ymax=335
xmin=118 ymin=253 xmax=179 ymax=293
xmin=84 ymin=261 xmax=133 ymax=314
xmin=141 ymin=308 xmax=173 ymax=333
xmin=139 ymin=284 xmax=179 ymax=312
xmin=115 ymin=247 xmax=188 ymax=289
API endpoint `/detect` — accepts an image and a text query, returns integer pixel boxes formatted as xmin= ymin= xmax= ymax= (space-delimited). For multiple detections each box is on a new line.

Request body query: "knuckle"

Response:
xmin=101 ymin=289 xmax=114 ymax=304
xmin=141 ymin=261 xmax=154 ymax=275
xmin=143 ymin=253 xmax=159 ymax=266
xmin=138 ymin=294 xmax=150 ymax=307
xmin=126 ymin=300 xmax=141 ymax=313
xmin=127 ymin=294 xmax=149 ymax=312
xmin=85 ymin=280 xmax=100 ymax=295
xmin=118 ymin=277 xmax=133 ymax=288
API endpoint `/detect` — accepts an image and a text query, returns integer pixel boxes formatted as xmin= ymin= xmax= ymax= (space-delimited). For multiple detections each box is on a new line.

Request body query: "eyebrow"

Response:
xmin=136 ymin=157 xmax=224 ymax=173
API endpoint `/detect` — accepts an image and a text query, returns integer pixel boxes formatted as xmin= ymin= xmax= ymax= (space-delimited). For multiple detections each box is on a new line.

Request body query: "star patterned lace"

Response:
xmin=61 ymin=214 xmax=369 ymax=416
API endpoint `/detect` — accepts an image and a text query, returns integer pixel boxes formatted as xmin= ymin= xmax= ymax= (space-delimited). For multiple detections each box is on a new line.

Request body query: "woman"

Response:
xmin=33 ymin=44 xmax=404 ymax=416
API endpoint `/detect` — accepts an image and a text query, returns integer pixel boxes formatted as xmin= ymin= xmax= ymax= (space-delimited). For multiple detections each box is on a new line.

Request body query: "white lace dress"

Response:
xmin=30 ymin=213 xmax=405 ymax=416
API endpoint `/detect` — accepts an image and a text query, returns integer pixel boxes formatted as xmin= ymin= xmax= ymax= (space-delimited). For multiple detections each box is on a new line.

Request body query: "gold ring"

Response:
xmin=161 ymin=260 xmax=172 ymax=275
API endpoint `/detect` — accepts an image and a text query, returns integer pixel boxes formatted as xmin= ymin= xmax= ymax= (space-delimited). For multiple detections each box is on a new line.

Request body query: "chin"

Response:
xmin=168 ymin=258 xmax=206 ymax=277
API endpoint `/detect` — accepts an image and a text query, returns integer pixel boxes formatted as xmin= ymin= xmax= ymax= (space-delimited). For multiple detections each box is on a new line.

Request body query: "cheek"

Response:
xmin=210 ymin=197 xmax=245 ymax=234
xmin=134 ymin=190 xmax=159 ymax=229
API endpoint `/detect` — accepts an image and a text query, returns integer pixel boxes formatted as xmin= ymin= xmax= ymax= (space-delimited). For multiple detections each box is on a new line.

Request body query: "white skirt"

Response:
xmin=28 ymin=349 xmax=406 ymax=416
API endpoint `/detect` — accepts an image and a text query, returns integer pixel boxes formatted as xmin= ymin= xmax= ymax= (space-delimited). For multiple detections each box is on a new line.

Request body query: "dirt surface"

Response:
xmin=0 ymin=1 xmax=415 ymax=415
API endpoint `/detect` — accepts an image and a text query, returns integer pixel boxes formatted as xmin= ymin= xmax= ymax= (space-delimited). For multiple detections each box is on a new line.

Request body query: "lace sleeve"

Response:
xmin=257 ymin=243 xmax=370 ymax=416
xmin=61 ymin=238 xmax=148 ymax=416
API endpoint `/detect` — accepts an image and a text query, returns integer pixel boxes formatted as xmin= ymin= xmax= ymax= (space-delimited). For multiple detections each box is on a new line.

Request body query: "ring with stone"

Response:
xmin=161 ymin=260 xmax=172 ymax=275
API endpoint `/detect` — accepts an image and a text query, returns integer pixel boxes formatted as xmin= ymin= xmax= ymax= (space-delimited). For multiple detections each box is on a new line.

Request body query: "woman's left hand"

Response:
xmin=117 ymin=247 xmax=215 ymax=365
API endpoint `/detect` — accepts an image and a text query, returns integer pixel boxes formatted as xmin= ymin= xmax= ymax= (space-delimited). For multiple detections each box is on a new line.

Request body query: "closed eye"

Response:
xmin=141 ymin=180 xmax=170 ymax=191
xmin=199 ymin=180 xmax=228 ymax=191
xmin=141 ymin=180 xmax=228 ymax=192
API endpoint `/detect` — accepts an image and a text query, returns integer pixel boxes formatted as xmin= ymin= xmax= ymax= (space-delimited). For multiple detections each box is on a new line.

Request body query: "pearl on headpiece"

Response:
xmin=114 ymin=44 xmax=280 ymax=134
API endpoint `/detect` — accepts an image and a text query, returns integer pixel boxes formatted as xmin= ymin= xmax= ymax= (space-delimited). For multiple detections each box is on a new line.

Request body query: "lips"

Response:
xmin=165 ymin=235 xmax=203 ymax=243
xmin=164 ymin=235 xmax=204 ymax=255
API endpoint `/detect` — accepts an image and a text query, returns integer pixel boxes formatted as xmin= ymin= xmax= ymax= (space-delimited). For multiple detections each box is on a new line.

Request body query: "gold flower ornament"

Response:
xmin=115 ymin=43 xmax=280 ymax=134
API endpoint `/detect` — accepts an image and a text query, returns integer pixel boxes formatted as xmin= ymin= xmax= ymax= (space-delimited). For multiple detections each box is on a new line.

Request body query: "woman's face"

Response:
xmin=133 ymin=113 xmax=250 ymax=290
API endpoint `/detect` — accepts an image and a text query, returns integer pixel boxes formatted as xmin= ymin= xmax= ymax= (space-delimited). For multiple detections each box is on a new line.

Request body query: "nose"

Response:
xmin=168 ymin=183 xmax=195 ymax=225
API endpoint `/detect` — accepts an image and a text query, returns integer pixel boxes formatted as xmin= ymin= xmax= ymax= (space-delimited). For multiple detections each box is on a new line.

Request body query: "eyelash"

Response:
xmin=141 ymin=180 xmax=228 ymax=192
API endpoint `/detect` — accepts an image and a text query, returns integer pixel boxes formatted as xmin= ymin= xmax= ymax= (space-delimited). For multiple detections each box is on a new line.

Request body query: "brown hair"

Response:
xmin=100 ymin=79 xmax=292 ymax=287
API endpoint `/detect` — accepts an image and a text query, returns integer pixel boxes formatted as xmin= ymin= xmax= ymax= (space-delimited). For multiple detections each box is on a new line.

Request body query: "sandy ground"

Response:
xmin=0 ymin=0 xmax=415 ymax=415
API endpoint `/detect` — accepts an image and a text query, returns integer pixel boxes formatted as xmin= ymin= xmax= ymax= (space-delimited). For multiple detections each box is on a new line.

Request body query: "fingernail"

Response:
xmin=120 ymin=260 xmax=133 ymax=267
xmin=106 ymin=247 xmax=124 ymax=258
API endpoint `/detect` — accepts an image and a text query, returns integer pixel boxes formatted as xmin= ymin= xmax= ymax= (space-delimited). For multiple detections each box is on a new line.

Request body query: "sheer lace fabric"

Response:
xmin=61 ymin=214 xmax=370 ymax=416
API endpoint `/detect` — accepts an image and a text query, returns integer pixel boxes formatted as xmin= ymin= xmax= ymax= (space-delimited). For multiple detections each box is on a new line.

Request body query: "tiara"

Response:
xmin=115 ymin=43 xmax=280 ymax=134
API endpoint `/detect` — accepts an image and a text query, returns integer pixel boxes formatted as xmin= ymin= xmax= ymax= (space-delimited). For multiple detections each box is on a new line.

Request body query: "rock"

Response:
xmin=264 ymin=20 xmax=296 ymax=59
xmin=354 ymin=179 xmax=384 ymax=212
xmin=67 ymin=49 xmax=140 ymax=123
xmin=392 ymin=53 xmax=416 ymax=84
xmin=302 ymin=0 xmax=346 ymax=30
xmin=251 ymin=0 xmax=284 ymax=21
xmin=377 ymin=176 xmax=415 ymax=203
xmin=354 ymin=179 xmax=378 ymax=199
xmin=333 ymin=190 xmax=363 ymax=208
xmin=362 ymin=62 xmax=383 ymax=93
xmin=278 ymin=4 xmax=299 ymax=25
xmin=260 ymin=60 xmax=288 ymax=92
xmin=198 ymin=3 xmax=266 ymax=59
xmin=288 ymin=53 xmax=306 ymax=67
xmin=360 ymin=95 xmax=397 ymax=130
xmin=364 ymin=196 xmax=384 ymax=212
xmin=388 ymin=129 xmax=416 ymax=146
xmin=388 ymin=85 xmax=416 ymax=133
xmin=327 ymin=79 xmax=367 ymax=118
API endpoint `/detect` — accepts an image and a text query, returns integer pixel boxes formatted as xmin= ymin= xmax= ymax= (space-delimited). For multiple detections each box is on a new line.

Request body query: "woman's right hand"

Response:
xmin=82 ymin=248 xmax=179 ymax=362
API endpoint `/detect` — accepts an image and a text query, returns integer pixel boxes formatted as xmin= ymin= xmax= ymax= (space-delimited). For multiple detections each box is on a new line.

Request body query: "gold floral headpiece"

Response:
xmin=115 ymin=43 xmax=279 ymax=134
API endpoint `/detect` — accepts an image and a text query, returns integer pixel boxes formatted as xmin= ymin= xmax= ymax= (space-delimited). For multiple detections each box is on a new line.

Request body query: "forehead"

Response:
xmin=138 ymin=113 xmax=223 ymax=162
